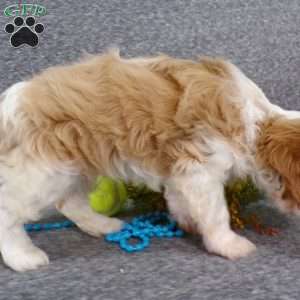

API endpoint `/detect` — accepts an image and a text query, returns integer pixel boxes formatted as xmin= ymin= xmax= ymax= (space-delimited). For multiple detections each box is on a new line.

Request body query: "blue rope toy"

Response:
xmin=24 ymin=220 xmax=75 ymax=232
xmin=24 ymin=212 xmax=184 ymax=252
xmin=106 ymin=212 xmax=184 ymax=252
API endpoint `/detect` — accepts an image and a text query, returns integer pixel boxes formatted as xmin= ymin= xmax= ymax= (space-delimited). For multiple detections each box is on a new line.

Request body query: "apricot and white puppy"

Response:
xmin=0 ymin=51 xmax=298 ymax=272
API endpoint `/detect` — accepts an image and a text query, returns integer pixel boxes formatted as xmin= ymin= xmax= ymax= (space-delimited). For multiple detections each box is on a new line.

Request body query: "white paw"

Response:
xmin=204 ymin=231 xmax=256 ymax=260
xmin=2 ymin=245 xmax=49 ymax=272
xmin=78 ymin=217 xmax=124 ymax=237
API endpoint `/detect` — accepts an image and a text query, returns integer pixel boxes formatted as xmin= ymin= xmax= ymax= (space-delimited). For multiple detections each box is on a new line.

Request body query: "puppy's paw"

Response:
xmin=2 ymin=245 xmax=49 ymax=272
xmin=78 ymin=217 xmax=123 ymax=237
xmin=204 ymin=231 xmax=256 ymax=260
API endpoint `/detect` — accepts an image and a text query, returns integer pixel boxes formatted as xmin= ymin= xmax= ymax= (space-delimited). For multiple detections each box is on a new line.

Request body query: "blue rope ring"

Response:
xmin=105 ymin=212 xmax=184 ymax=252
xmin=119 ymin=233 xmax=150 ymax=252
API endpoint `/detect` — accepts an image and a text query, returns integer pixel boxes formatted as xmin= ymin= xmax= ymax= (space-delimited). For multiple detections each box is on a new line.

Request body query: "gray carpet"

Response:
xmin=0 ymin=0 xmax=300 ymax=299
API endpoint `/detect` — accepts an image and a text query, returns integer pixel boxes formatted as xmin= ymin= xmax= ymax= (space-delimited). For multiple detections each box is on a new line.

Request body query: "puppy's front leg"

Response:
xmin=56 ymin=191 xmax=123 ymax=237
xmin=165 ymin=172 xmax=256 ymax=260
xmin=0 ymin=212 xmax=49 ymax=272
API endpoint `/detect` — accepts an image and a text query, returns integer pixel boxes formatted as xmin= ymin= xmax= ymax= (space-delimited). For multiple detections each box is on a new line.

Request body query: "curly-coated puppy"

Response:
xmin=0 ymin=51 xmax=298 ymax=271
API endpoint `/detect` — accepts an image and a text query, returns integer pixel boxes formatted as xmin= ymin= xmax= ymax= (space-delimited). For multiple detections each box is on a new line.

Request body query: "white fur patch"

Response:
xmin=1 ymin=81 xmax=27 ymax=128
xmin=165 ymin=155 xmax=256 ymax=259
xmin=228 ymin=63 xmax=271 ymax=148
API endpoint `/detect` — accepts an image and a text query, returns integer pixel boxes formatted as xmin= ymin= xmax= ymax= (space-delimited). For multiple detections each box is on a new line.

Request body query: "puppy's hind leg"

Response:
xmin=56 ymin=188 xmax=123 ymax=237
xmin=164 ymin=169 xmax=256 ymax=260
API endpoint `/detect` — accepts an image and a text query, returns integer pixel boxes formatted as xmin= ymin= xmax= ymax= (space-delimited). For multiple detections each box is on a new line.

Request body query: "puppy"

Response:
xmin=0 ymin=51 xmax=299 ymax=271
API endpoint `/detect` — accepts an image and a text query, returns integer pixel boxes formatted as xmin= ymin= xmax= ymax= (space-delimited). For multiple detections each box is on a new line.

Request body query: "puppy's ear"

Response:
xmin=257 ymin=117 xmax=300 ymax=210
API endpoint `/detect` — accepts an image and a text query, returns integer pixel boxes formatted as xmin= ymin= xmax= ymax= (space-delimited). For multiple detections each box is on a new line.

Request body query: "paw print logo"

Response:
xmin=4 ymin=16 xmax=44 ymax=48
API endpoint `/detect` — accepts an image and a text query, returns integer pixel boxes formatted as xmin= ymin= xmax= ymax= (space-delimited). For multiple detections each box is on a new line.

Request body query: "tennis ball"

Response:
xmin=89 ymin=177 xmax=127 ymax=216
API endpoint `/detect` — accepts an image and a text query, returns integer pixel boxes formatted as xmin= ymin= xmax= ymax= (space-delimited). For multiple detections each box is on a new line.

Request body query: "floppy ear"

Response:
xmin=257 ymin=117 xmax=300 ymax=210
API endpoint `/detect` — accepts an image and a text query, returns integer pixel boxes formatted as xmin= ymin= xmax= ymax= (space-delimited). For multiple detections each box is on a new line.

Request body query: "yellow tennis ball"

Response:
xmin=88 ymin=177 xmax=127 ymax=216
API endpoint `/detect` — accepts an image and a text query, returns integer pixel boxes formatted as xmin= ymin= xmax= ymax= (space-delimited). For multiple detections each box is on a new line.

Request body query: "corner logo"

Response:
xmin=3 ymin=4 xmax=46 ymax=48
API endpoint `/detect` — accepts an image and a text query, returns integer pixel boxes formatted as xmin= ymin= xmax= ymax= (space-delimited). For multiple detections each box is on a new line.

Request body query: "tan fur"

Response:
xmin=257 ymin=117 xmax=300 ymax=211
xmin=145 ymin=56 xmax=245 ymax=138
xmin=17 ymin=52 xmax=246 ymax=181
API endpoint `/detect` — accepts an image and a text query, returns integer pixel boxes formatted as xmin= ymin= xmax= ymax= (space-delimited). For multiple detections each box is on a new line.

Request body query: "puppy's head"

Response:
xmin=257 ymin=117 xmax=300 ymax=213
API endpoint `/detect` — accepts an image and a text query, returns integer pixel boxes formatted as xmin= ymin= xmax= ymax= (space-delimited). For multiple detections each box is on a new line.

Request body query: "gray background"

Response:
xmin=0 ymin=1 xmax=300 ymax=299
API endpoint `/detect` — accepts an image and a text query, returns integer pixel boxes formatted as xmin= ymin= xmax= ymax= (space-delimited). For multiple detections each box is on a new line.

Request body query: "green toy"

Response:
xmin=88 ymin=177 xmax=127 ymax=216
